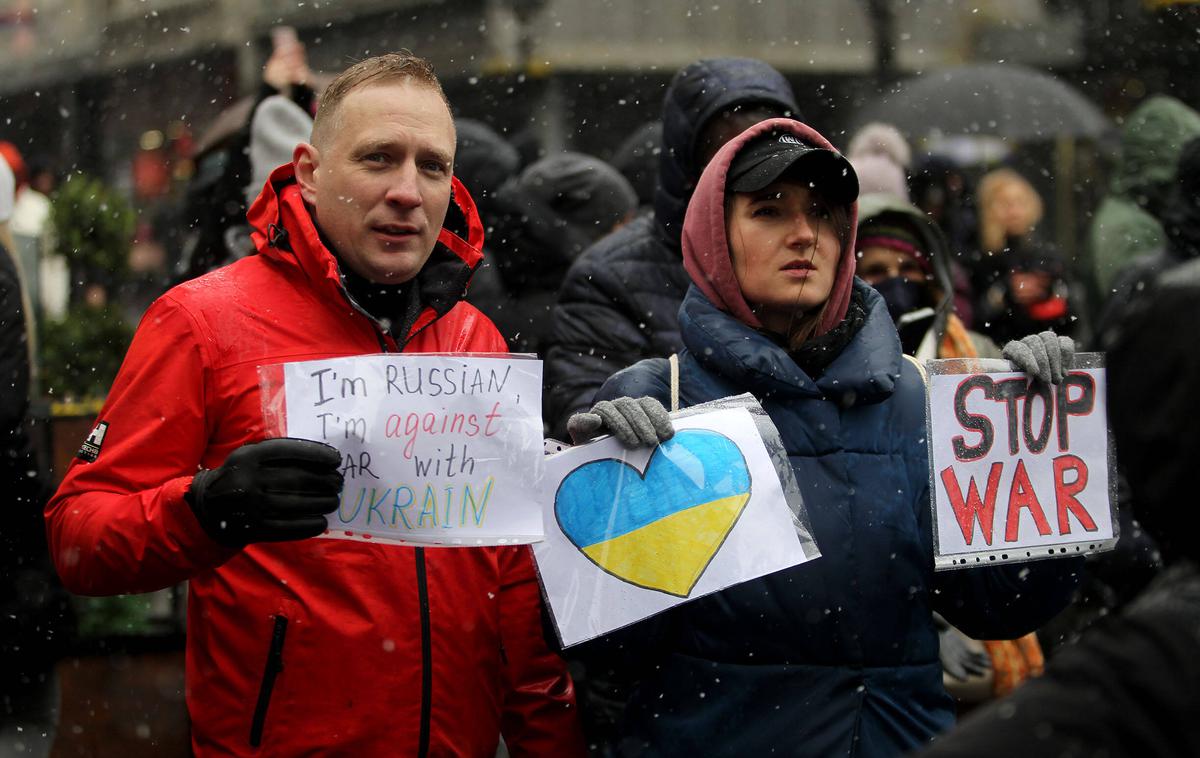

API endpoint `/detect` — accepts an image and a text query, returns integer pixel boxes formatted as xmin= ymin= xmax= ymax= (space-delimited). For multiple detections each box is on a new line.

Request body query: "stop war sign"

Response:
xmin=925 ymin=354 xmax=1117 ymax=570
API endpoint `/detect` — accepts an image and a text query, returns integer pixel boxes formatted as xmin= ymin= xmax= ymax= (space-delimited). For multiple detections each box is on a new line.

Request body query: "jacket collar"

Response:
xmin=679 ymin=279 xmax=901 ymax=403
xmin=245 ymin=163 xmax=485 ymax=341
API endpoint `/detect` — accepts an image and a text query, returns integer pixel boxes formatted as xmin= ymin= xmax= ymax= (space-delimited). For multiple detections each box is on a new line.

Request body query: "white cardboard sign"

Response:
xmin=927 ymin=354 xmax=1117 ymax=570
xmin=272 ymin=354 xmax=544 ymax=546
xmin=533 ymin=407 xmax=815 ymax=647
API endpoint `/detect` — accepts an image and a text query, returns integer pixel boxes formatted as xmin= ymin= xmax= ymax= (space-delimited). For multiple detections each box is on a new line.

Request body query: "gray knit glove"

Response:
xmin=933 ymin=613 xmax=992 ymax=682
xmin=567 ymin=397 xmax=675 ymax=448
xmin=1003 ymin=330 xmax=1075 ymax=384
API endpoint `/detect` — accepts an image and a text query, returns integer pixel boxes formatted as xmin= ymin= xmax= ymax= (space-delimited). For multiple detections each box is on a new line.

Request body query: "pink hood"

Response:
xmin=681 ymin=118 xmax=859 ymax=337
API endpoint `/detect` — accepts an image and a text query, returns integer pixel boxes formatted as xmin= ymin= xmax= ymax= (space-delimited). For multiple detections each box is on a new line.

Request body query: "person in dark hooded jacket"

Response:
xmin=573 ymin=119 xmax=1081 ymax=757
xmin=1096 ymin=136 xmax=1200 ymax=343
xmin=608 ymin=120 xmax=663 ymax=211
xmin=483 ymin=152 xmax=638 ymax=356
xmin=454 ymin=117 xmax=533 ymax=319
xmin=1085 ymin=94 xmax=1200 ymax=307
xmin=542 ymin=57 xmax=800 ymax=440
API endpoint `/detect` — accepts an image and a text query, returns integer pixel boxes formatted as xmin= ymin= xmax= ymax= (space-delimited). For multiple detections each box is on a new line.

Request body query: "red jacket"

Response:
xmin=46 ymin=165 xmax=584 ymax=757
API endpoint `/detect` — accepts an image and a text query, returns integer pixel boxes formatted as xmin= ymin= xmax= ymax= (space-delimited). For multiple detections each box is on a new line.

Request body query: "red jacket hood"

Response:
xmin=681 ymin=118 xmax=859 ymax=337
xmin=245 ymin=162 xmax=485 ymax=293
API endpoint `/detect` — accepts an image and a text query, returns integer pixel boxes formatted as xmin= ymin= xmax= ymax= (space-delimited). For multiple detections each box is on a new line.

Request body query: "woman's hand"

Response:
xmin=1002 ymin=330 xmax=1075 ymax=384
xmin=567 ymin=397 xmax=675 ymax=447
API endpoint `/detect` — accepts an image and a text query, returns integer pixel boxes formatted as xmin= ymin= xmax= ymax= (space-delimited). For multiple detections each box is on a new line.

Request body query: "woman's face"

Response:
xmin=989 ymin=182 xmax=1036 ymax=236
xmin=727 ymin=179 xmax=842 ymax=335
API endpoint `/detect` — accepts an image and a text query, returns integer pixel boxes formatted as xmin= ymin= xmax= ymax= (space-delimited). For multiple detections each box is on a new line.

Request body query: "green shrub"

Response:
xmin=39 ymin=304 xmax=134 ymax=401
xmin=49 ymin=173 xmax=136 ymax=276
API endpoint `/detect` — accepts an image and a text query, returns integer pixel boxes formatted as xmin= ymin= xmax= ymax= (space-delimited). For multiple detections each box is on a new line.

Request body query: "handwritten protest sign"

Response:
xmin=261 ymin=354 xmax=544 ymax=546
xmin=927 ymin=354 xmax=1117 ymax=570
xmin=533 ymin=407 xmax=815 ymax=647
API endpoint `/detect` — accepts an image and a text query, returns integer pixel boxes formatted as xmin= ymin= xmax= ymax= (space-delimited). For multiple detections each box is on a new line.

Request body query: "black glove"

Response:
xmin=185 ymin=438 xmax=344 ymax=548
xmin=933 ymin=613 xmax=992 ymax=682
xmin=567 ymin=397 xmax=675 ymax=448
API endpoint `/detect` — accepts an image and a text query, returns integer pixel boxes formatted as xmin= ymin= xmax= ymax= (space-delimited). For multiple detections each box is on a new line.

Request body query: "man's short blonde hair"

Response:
xmin=310 ymin=51 xmax=450 ymax=148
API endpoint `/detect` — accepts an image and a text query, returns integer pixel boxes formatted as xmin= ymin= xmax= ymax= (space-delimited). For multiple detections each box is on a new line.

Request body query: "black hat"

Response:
xmin=727 ymin=132 xmax=858 ymax=204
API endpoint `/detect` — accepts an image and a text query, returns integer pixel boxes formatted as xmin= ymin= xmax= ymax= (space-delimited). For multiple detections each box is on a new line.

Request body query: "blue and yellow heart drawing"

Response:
xmin=554 ymin=430 xmax=752 ymax=597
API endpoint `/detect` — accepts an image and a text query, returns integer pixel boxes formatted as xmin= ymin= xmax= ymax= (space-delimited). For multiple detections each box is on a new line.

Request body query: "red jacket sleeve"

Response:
xmin=45 ymin=295 xmax=238 ymax=596
xmin=498 ymin=545 xmax=587 ymax=757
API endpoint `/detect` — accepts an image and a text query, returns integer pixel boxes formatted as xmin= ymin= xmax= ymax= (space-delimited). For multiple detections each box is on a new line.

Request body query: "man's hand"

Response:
xmin=262 ymin=38 xmax=310 ymax=93
xmin=185 ymin=438 xmax=343 ymax=548
xmin=1002 ymin=330 xmax=1075 ymax=384
xmin=567 ymin=397 xmax=674 ymax=448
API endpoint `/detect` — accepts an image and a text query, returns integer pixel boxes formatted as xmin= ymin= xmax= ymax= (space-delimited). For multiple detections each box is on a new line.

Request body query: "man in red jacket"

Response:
xmin=46 ymin=52 xmax=584 ymax=757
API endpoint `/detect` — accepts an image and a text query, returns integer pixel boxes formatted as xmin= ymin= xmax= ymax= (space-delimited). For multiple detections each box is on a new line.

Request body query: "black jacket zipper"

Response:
xmin=249 ymin=615 xmax=288 ymax=747
xmin=415 ymin=547 xmax=433 ymax=758
xmin=345 ymin=280 xmax=434 ymax=757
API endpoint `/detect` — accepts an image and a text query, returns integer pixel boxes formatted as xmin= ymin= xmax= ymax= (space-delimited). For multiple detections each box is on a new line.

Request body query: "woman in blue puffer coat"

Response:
xmin=571 ymin=118 xmax=1081 ymax=757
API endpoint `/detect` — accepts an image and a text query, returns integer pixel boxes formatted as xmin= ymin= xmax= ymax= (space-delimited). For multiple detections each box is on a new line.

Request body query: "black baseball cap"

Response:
xmin=727 ymin=132 xmax=859 ymax=205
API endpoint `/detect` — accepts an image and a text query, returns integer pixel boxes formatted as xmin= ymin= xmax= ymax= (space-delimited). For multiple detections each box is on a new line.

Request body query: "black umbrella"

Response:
xmin=856 ymin=63 xmax=1111 ymax=141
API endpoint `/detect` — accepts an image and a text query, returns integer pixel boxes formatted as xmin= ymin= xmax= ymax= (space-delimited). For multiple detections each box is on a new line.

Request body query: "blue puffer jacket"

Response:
xmin=594 ymin=282 xmax=1081 ymax=757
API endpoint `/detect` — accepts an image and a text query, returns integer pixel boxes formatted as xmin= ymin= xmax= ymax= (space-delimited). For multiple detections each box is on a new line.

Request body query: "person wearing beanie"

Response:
xmin=855 ymin=193 xmax=999 ymax=359
xmin=568 ymin=120 xmax=1080 ymax=757
xmin=848 ymin=121 xmax=913 ymax=169
xmin=850 ymin=152 xmax=910 ymax=201
xmin=518 ymin=153 xmax=638 ymax=243
xmin=481 ymin=152 xmax=638 ymax=356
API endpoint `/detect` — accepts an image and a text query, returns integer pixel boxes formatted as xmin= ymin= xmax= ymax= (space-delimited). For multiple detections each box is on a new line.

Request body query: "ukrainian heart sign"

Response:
xmin=534 ymin=406 xmax=815 ymax=648
xmin=555 ymin=430 xmax=752 ymax=597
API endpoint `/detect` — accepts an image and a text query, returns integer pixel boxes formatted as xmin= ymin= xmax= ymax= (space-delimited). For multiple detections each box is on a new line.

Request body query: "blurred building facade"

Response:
xmin=0 ymin=0 xmax=1196 ymax=211
xmin=0 ymin=0 xmax=1099 ymax=182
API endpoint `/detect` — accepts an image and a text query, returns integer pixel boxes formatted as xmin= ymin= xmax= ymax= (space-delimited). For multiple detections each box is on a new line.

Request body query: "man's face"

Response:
xmin=296 ymin=80 xmax=456 ymax=283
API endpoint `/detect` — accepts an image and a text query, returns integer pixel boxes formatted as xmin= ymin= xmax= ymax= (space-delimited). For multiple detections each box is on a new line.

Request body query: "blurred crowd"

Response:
xmin=3 ymin=33 xmax=1200 ymax=758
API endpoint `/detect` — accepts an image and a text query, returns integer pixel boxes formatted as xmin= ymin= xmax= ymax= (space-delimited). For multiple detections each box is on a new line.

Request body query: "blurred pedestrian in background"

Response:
xmin=476 ymin=152 xmax=637 ymax=357
xmin=854 ymin=192 xmax=999 ymax=359
xmin=0 ymin=152 xmax=72 ymax=758
xmin=975 ymin=237 xmax=1078 ymax=346
xmin=607 ymin=120 xmax=662 ymax=213
xmin=176 ymin=26 xmax=319 ymax=282
xmin=1097 ymin=136 xmax=1200 ymax=342
xmin=967 ymin=167 xmax=1044 ymax=294
xmin=543 ymin=56 xmax=800 ymax=441
xmin=1086 ymin=94 xmax=1200 ymax=309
